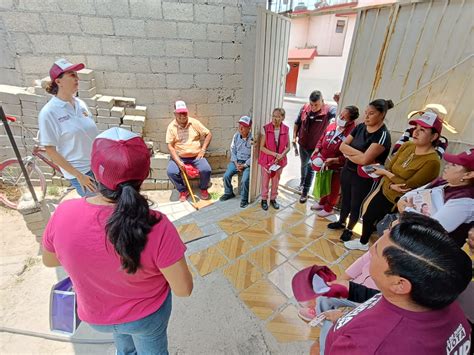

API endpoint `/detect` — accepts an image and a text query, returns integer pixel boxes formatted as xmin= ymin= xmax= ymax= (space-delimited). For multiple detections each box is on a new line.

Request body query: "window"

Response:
xmin=336 ymin=20 xmax=345 ymax=33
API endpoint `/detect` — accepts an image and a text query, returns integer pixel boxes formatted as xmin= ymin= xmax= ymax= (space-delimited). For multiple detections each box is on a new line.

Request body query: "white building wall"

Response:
xmin=288 ymin=17 xmax=309 ymax=49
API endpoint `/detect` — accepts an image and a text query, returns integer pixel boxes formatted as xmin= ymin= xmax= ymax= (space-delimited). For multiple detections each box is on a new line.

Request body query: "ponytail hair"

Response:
xmin=369 ymin=99 xmax=394 ymax=116
xmin=44 ymin=73 xmax=64 ymax=95
xmin=99 ymin=181 xmax=160 ymax=274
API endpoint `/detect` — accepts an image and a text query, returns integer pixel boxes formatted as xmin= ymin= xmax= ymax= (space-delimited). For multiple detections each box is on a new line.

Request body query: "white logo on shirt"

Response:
xmin=446 ymin=323 xmax=470 ymax=354
xmin=334 ymin=294 xmax=382 ymax=330
xmin=57 ymin=115 xmax=70 ymax=123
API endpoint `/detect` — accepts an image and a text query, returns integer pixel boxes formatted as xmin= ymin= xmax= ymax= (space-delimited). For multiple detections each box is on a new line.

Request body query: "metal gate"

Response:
xmin=339 ymin=0 xmax=473 ymax=152
xmin=248 ymin=8 xmax=291 ymax=202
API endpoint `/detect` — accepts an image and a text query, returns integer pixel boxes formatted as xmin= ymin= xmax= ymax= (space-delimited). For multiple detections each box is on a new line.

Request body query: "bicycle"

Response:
xmin=0 ymin=115 xmax=62 ymax=209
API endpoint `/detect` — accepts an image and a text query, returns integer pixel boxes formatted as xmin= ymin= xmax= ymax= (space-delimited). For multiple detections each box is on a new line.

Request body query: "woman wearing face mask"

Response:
xmin=397 ymin=148 xmax=474 ymax=247
xmin=344 ymin=111 xmax=442 ymax=251
xmin=328 ymin=99 xmax=393 ymax=243
xmin=310 ymin=106 xmax=360 ymax=217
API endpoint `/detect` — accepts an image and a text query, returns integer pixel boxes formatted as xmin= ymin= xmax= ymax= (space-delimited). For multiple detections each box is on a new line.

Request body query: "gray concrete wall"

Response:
xmin=0 ymin=0 xmax=265 ymax=153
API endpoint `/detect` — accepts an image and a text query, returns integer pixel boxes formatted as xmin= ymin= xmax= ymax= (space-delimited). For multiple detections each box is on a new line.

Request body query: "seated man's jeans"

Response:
xmin=89 ymin=292 xmax=172 ymax=355
xmin=223 ymin=161 xmax=250 ymax=202
xmin=167 ymin=157 xmax=212 ymax=192
xmin=68 ymin=170 xmax=96 ymax=197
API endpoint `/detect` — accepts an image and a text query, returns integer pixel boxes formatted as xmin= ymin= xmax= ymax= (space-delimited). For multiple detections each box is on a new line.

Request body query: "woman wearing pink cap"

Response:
xmin=344 ymin=111 xmax=443 ymax=251
xmin=42 ymin=128 xmax=193 ymax=354
xmin=39 ymin=58 xmax=98 ymax=196
xmin=398 ymin=147 xmax=474 ymax=247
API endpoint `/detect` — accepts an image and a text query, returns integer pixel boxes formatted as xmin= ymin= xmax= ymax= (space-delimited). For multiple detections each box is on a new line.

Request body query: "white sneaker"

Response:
xmin=317 ymin=209 xmax=334 ymax=217
xmin=344 ymin=239 xmax=369 ymax=251
xmin=311 ymin=202 xmax=324 ymax=211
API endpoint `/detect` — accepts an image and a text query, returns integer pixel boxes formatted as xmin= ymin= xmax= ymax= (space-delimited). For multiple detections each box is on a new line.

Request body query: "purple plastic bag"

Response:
xmin=49 ymin=277 xmax=81 ymax=335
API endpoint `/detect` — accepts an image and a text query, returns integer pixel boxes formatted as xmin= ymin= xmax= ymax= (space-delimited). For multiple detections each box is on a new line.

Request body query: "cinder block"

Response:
xmin=114 ymin=18 xmax=146 ymax=37
xmin=78 ymin=87 xmax=97 ymax=98
xmin=150 ymin=58 xmax=179 ymax=73
xmin=165 ymin=40 xmax=193 ymax=58
xmin=43 ymin=14 xmax=81 ymax=34
xmin=194 ymin=74 xmax=221 ymax=89
xmin=123 ymin=115 xmax=145 ymax=126
xmin=111 ymin=106 xmax=125 ymax=118
xmin=209 ymin=59 xmax=235 ymax=74
xmin=21 ymin=116 xmax=38 ymax=125
xmin=96 ymin=96 xmax=115 ymax=109
xmin=30 ymin=34 xmax=70 ymax=53
xmin=108 ymin=123 xmax=119 ymax=128
xmin=0 ymin=13 xmax=43 ymax=32
xmin=96 ymin=122 xmax=108 ymax=130
xmin=136 ymin=73 xmax=166 ymax=89
xmin=78 ymin=79 xmax=96 ymax=90
xmin=97 ymin=108 xmax=110 ymax=117
xmin=132 ymin=125 xmax=143 ymax=134
xmin=0 ymin=88 xmax=21 ymax=104
xmin=117 ymin=57 xmax=150 ymax=73
xmin=97 ymin=116 xmax=121 ymax=125
xmin=207 ymin=24 xmax=235 ymax=42
xmin=21 ymin=101 xmax=37 ymax=110
xmin=81 ymin=16 xmax=114 ymax=35
xmin=141 ymin=179 xmax=156 ymax=191
xmin=18 ymin=92 xmax=44 ymax=103
xmin=177 ymin=23 xmax=206 ymax=40
xmin=151 ymin=153 xmax=170 ymax=169
xmin=82 ymin=94 xmax=102 ymax=107
xmin=194 ymin=42 xmax=222 ymax=59
xmin=145 ymin=20 xmax=177 ymax=38
xmin=195 ymin=5 xmax=223 ymax=23
xmin=180 ymin=59 xmax=208 ymax=74
xmin=33 ymin=86 xmax=46 ymax=95
xmin=21 ymin=108 xmax=38 ymax=117
xmin=120 ymin=124 xmax=132 ymax=131
xmin=224 ymin=6 xmax=242 ymax=24
xmin=151 ymin=169 xmax=168 ymax=180
xmin=113 ymin=97 xmax=136 ymax=108
xmin=166 ymin=74 xmax=193 ymax=89
xmin=145 ymin=141 xmax=154 ymax=150
xmin=77 ymin=69 xmax=94 ymax=80
xmin=162 ymin=3 xmax=193 ymax=21
xmin=89 ymin=107 xmax=97 ymax=115
xmin=102 ymin=38 xmax=134 ymax=56
xmin=125 ymin=106 xmax=147 ymax=116
xmin=133 ymin=39 xmax=164 ymax=57
xmin=156 ymin=180 xmax=168 ymax=190
xmin=2 ymin=103 xmax=22 ymax=116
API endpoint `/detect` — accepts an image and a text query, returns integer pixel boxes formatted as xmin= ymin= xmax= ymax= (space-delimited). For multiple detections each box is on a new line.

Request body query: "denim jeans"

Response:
xmin=223 ymin=161 xmax=250 ymax=202
xmin=167 ymin=157 xmax=212 ymax=192
xmin=316 ymin=296 xmax=359 ymax=355
xmin=89 ymin=292 xmax=172 ymax=355
xmin=299 ymin=147 xmax=314 ymax=195
xmin=68 ymin=170 xmax=96 ymax=197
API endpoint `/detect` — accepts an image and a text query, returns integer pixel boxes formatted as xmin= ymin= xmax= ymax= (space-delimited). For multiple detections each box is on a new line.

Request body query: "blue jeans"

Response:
xmin=167 ymin=157 xmax=212 ymax=192
xmin=223 ymin=161 xmax=250 ymax=203
xmin=68 ymin=170 xmax=96 ymax=197
xmin=316 ymin=296 xmax=359 ymax=355
xmin=89 ymin=292 xmax=172 ymax=355
xmin=299 ymin=147 xmax=314 ymax=195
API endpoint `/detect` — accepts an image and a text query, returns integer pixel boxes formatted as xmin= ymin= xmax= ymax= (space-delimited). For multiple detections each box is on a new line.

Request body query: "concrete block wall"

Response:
xmin=0 ymin=0 xmax=266 ymax=156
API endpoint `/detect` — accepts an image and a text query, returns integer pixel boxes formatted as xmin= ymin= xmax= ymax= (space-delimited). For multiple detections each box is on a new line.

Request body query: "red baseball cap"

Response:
xmin=238 ymin=115 xmax=252 ymax=127
xmin=443 ymin=148 xmax=474 ymax=171
xmin=91 ymin=127 xmax=151 ymax=190
xmin=49 ymin=58 xmax=85 ymax=82
xmin=174 ymin=100 xmax=188 ymax=114
xmin=409 ymin=111 xmax=443 ymax=134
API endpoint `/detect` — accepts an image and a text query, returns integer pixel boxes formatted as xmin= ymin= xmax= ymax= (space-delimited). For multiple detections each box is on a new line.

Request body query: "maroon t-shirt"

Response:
xmin=325 ymin=294 xmax=471 ymax=355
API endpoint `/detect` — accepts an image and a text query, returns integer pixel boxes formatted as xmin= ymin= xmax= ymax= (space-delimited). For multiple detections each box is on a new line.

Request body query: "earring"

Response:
xmin=460 ymin=178 xmax=465 ymax=182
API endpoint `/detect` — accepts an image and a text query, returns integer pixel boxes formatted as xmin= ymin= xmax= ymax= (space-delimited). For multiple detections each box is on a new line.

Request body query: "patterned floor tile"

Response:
xmin=188 ymin=246 xmax=228 ymax=277
xmin=303 ymin=216 xmax=330 ymax=236
xmin=324 ymin=230 xmax=344 ymax=244
xmin=239 ymin=280 xmax=287 ymax=320
xmin=275 ymin=208 xmax=305 ymax=226
xmin=216 ymin=235 xmax=251 ymax=260
xmin=266 ymin=305 xmax=320 ymax=342
xmin=238 ymin=225 xmax=273 ymax=247
xmin=223 ymin=258 xmax=263 ymax=291
xmin=247 ymin=245 xmax=287 ymax=272
xmin=260 ymin=216 xmax=287 ymax=234
xmin=288 ymin=250 xmax=325 ymax=271
xmin=288 ymin=223 xmax=321 ymax=244
xmin=270 ymin=234 xmax=306 ymax=257
xmin=176 ymin=223 xmax=204 ymax=243
xmin=237 ymin=207 xmax=268 ymax=225
xmin=293 ymin=201 xmax=316 ymax=214
xmin=217 ymin=215 xmax=249 ymax=234
xmin=308 ymin=238 xmax=346 ymax=263
xmin=268 ymin=261 xmax=299 ymax=298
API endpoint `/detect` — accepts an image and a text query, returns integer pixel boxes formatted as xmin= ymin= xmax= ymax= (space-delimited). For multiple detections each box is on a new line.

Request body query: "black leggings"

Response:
xmin=338 ymin=167 xmax=377 ymax=231
xmin=360 ymin=187 xmax=395 ymax=244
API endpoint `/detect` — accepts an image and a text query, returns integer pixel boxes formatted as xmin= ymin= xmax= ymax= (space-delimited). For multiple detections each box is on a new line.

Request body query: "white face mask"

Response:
xmin=336 ymin=117 xmax=347 ymax=127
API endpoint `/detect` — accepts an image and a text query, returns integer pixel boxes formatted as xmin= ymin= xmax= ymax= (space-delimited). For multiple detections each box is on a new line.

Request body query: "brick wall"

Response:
xmin=0 ymin=0 xmax=265 ymax=154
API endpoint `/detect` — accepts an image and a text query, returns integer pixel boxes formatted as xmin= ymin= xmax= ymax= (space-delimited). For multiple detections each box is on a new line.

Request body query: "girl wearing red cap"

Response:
xmin=398 ymin=148 xmax=474 ymax=247
xmin=39 ymin=59 xmax=98 ymax=196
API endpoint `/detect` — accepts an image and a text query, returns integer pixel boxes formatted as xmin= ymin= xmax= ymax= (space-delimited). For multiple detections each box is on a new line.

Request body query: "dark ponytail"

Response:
xmin=345 ymin=105 xmax=359 ymax=121
xmin=99 ymin=181 xmax=160 ymax=274
xmin=369 ymin=99 xmax=394 ymax=116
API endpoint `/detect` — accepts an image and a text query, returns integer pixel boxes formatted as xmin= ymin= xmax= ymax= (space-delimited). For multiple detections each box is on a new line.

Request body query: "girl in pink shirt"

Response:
xmin=42 ymin=128 xmax=193 ymax=355
xmin=258 ymin=108 xmax=290 ymax=210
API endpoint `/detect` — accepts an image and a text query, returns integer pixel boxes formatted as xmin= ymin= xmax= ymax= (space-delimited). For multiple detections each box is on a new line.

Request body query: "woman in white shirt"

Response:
xmin=397 ymin=148 xmax=474 ymax=246
xmin=39 ymin=59 xmax=98 ymax=196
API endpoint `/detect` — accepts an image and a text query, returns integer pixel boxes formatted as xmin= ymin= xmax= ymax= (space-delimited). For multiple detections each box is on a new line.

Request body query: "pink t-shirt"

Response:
xmin=345 ymin=251 xmax=378 ymax=290
xmin=43 ymin=198 xmax=186 ymax=325
xmin=325 ymin=294 xmax=471 ymax=355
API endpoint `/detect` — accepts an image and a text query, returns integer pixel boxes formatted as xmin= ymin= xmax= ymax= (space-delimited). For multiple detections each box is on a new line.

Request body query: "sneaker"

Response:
xmin=340 ymin=229 xmax=353 ymax=242
xmin=344 ymin=239 xmax=369 ymax=251
xmin=261 ymin=200 xmax=268 ymax=211
xmin=179 ymin=191 xmax=190 ymax=202
xmin=310 ymin=202 xmax=324 ymax=211
xmin=200 ymin=189 xmax=210 ymax=200
xmin=219 ymin=193 xmax=235 ymax=201
xmin=298 ymin=307 xmax=317 ymax=322
xmin=317 ymin=209 xmax=334 ymax=217
xmin=240 ymin=200 xmax=249 ymax=208
xmin=299 ymin=194 xmax=308 ymax=204
xmin=328 ymin=221 xmax=345 ymax=230
xmin=270 ymin=199 xmax=280 ymax=209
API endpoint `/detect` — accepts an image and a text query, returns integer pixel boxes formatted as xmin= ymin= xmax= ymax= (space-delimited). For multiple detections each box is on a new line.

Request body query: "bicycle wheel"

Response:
xmin=0 ymin=159 xmax=46 ymax=209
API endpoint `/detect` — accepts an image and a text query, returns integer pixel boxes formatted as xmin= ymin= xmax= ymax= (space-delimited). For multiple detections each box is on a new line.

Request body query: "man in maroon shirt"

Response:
xmin=293 ymin=90 xmax=336 ymax=203
xmin=324 ymin=213 xmax=471 ymax=354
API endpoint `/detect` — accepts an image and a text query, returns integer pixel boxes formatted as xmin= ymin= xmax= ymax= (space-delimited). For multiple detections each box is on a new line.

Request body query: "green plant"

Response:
xmin=47 ymin=185 xmax=60 ymax=196
xmin=209 ymin=192 xmax=220 ymax=200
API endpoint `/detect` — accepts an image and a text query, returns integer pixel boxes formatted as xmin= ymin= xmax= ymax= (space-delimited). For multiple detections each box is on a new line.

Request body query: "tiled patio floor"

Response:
xmin=154 ymin=187 xmax=369 ymax=345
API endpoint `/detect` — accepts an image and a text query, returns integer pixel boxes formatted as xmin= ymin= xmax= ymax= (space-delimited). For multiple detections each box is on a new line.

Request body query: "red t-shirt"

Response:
xmin=43 ymin=198 xmax=186 ymax=325
xmin=325 ymin=294 xmax=471 ymax=355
